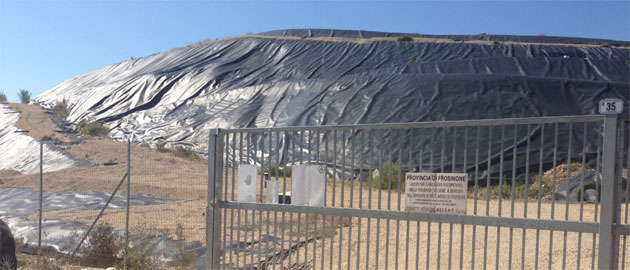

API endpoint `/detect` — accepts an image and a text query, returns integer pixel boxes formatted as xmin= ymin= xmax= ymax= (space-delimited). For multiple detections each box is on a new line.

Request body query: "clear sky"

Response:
xmin=0 ymin=0 xmax=628 ymax=103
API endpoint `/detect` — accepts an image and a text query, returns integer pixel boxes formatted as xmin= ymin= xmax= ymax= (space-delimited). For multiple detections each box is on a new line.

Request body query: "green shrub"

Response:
xmin=154 ymin=143 xmax=198 ymax=160
xmin=18 ymin=89 xmax=31 ymax=104
xmin=397 ymin=35 xmax=413 ymax=42
xmin=266 ymin=165 xmax=292 ymax=177
xmin=156 ymin=142 xmax=169 ymax=153
xmin=0 ymin=92 xmax=7 ymax=103
xmin=600 ymin=43 xmax=610 ymax=47
xmin=116 ymin=241 xmax=154 ymax=270
xmin=372 ymin=163 xmax=402 ymax=190
xmin=51 ymin=99 xmax=69 ymax=118
xmin=471 ymin=179 xmax=541 ymax=200
xmin=175 ymin=223 xmax=194 ymax=267
xmin=78 ymin=120 xmax=109 ymax=137
xmin=174 ymin=146 xmax=198 ymax=160
xmin=82 ymin=225 xmax=120 ymax=267
xmin=468 ymin=163 xmax=593 ymax=200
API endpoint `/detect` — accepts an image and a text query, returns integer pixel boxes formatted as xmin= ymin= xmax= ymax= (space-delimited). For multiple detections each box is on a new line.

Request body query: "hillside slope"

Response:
xmin=33 ymin=29 xmax=629 ymax=171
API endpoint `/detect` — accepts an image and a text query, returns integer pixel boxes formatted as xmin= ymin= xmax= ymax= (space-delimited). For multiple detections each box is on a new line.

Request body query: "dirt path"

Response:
xmin=7 ymin=103 xmax=70 ymax=142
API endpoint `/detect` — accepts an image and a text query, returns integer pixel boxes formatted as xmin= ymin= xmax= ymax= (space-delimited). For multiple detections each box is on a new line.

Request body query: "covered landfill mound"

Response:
xmin=33 ymin=29 xmax=629 ymax=182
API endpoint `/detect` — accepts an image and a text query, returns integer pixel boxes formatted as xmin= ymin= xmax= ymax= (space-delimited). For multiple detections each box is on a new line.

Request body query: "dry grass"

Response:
xmin=7 ymin=103 xmax=70 ymax=142
xmin=180 ymin=34 xmax=630 ymax=50
xmin=539 ymin=162 xmax=594 ymax=187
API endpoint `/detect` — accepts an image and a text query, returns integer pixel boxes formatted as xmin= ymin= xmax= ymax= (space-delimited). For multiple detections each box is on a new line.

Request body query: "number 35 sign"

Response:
xmin=599 ymin=98 xmax=624 ymax=114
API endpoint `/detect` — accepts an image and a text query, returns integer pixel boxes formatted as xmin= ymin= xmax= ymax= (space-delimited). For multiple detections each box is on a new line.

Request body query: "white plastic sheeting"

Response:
xmin=0 ymin=187 xmax=190 ymax=265
xmin=32 ymin=32 xmax=628 ymax=175
xmin=0 ymin=104 xmax=87 ymax=174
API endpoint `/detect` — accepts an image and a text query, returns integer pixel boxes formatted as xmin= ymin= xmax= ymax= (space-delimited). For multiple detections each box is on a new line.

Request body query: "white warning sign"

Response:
xmin=237 ymin=164 xmax=258 ymax=203
xmin=291 ymin=164 xmax=326 ymax=206
xmin=405 ymin=173 xmax=468 ymax=214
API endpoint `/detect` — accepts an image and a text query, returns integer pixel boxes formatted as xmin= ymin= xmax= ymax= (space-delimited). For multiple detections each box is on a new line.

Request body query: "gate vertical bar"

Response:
xmin=616 ymin=121 xmax=626 ymax=269
xmin=207 ymin=129 xmax=223 ymax=270
xmin=598 ymin=114 xmax=620 ymax=270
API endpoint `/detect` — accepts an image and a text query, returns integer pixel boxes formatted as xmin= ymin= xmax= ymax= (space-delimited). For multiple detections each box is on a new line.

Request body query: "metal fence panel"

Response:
xmin=208 ymin=115 xmax=630 ymax=269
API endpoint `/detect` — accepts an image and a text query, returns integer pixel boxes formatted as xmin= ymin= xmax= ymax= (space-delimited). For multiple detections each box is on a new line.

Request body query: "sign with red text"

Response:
xmin=405 ymin=173 xmax=468 ymax=214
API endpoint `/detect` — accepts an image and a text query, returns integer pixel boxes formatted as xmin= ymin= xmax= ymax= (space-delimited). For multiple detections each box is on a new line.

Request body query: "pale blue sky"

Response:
xmin=1 ymin=0 xmax=628 ymax=102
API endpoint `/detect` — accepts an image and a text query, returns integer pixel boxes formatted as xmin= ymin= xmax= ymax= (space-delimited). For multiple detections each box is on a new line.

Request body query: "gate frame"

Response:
xmin=207 ymin=129 xmax=223 ymax=270
xmin=205 ymin=114 xmax=628 ymax=270
xmin=599 ymin=114 xmax=621 ymax=269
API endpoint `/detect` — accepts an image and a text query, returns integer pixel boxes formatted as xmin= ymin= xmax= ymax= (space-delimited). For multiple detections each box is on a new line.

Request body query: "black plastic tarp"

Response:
xmin=34 ymin=29 xmax=629 ymax=181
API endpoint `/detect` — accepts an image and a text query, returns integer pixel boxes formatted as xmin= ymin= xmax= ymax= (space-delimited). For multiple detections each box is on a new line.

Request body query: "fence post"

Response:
xmin=207 ymin=129 xmax=223 ymax=270
xmin=125 ymin=139 xmax=131 ymax=270
xmin=598 ymin=114 xmax=621 ymax=269
xmin=38 ymin=141 xmax=43 ymax=258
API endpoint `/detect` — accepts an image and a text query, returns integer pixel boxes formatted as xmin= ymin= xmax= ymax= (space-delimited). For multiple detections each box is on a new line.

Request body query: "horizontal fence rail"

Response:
xmin=207 ymin=115 xmax=630 ymax=270
xmin=221 ymin=115 xmax=607 ymax=133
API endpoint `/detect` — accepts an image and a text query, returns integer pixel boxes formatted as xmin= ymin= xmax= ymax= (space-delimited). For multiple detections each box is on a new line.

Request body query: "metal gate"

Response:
xmin=205 ymin=114 xmax=630 ymax=269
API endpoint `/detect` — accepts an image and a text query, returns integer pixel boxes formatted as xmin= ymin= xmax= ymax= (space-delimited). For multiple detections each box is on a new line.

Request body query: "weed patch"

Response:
xmin=175 ymin=223 xmax=194 ymax=267
xmin=372 ymin=163 xmax=403 ymax=190
xmin=156 ymin=142 xmax=169 ymax=153
xmin=78 ymin=120 xmax=109 ymax=137
xmin=51 ymin=99 xmax=69 ymax=118
xmin=468 ymin=163 xmax=593 ymax=200
xmin=397 ymin=35 xmax=413 ymax=42
xmin=81 ymin=225 xmax=120 ymax=267
xmin=312 ymin=215 xmax=350 ymax=238
xmin=266 ymin=165 xmax=292 ymax=177
xmin=174 ymin=146 xmax=198 ymax=160
xmin=119 ymin=242 xmax=155 ymax=270
xmin=153 ymin=142 xmax=198 ymax=160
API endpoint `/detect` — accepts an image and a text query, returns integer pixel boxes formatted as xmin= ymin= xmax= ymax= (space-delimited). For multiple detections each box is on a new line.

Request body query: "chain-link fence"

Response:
xmin=0 ymin=138 xmax=207 ymax=269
